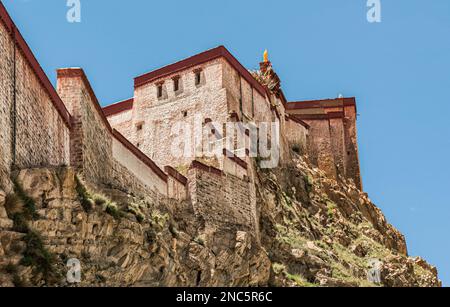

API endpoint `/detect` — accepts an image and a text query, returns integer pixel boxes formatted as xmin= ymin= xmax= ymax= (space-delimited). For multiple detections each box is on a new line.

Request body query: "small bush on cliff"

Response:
xmin=151 ymin=210 xmax=169 ymax=229
xmin=21 ymin=230 xmax=59 ymax=284
xmin=128 ymin=203 xmax=145 ymax=223
xmin=327 ymin=202 xmax=338 ymax=219
xmin=5 ymin=181 xmax=40 ymax=233
xmin=75 ymin=176 xmax=94 ymax=212
xmin=93 ymin=194 xmax=108 ymax=207
xmin=8 ymin=180 xmax=39 ymax=220
xmin=105 ymin=202 xmax=123 ymax=220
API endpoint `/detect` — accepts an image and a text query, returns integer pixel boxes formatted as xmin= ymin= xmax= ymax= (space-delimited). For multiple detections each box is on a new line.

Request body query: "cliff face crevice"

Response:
xmin=0 ymin=157 xmax=441 ymax=287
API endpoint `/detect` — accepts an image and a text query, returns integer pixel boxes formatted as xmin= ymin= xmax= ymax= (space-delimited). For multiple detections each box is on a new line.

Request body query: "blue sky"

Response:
xmin=3 ymin=0 xmax=450 ymax=286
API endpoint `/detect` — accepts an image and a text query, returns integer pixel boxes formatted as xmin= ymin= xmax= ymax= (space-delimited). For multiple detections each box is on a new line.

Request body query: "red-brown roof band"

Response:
xmin=103 ymin=98 xmax=134 ymax=117
xmin=291 ymin=112 xmax=346 ymax=121
xmin=286 ymin=97 xmax=357 ymax=113
xmin=164 ymin=166 xmax=188 ymax=186
xmin=0 ymin=2 xmax=72 ymax=129
xmin=134 ymin=46 xmax=268 ymax=98
xmin=223 ymin=149 xmax=248 ymax=170
xmin=190 ymin=160 xmax=224 ymax=176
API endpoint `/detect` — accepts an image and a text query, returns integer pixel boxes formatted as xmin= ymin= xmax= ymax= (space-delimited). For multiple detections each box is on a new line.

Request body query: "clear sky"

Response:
xmin=3 ymin=0 xmax=450 ymax=286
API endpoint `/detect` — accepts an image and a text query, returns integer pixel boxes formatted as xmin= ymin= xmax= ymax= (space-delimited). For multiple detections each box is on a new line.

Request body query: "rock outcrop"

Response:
xmin=0 ymin=155 xmax=441 ymax=287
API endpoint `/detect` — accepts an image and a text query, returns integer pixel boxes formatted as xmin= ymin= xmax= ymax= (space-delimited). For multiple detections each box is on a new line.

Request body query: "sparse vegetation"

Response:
xmin=92 ymin=194 xmax=108 ymax=207
xmin=272 ymin=263 xmax=285 ymax=275
xmin=151 ymin=210 xmax=169 ymax=229
xmin=7 ymin=180 xmax=39 ymax=220
xmin=194 ymin=236 xmax=205 ymax=246
xmin=18 ymin=229 xmax=59 ymax=285
xmin=327 ymin=201 xmax=338 ymax=219
xmin=75 ymin=176 xmax=94 ymax=212
xmin=128 ymin=203 xmax=145 ymax=223
xmin=286 ymin=273 xmax=317 ymax=287
xmin=105 ymin=202 xmax=122 ymax=220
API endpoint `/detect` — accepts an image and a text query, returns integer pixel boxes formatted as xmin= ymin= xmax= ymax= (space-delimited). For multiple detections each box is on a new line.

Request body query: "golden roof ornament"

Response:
xmin=263 ymin=49 xmax=269 ymax=63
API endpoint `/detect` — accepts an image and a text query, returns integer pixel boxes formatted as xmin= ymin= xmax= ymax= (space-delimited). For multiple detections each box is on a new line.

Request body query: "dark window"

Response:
xmin=137 ymin=143 xmax=140 ymax=148
xmin=174 ymin=78 xmax=180 ymax=92
xmin=195 ymin=71 xmax=201 ymax=85
xmin=137 ymin=124 xmax=143 ymax=131
xmin=157 ymin=85 xmax=163 ymax=98
xmin=183 ymin=111 xmax=188 ymax=117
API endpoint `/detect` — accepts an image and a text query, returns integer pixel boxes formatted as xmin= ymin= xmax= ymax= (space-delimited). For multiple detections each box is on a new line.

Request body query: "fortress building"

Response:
xmin=102 ymin=46 xmax=362 ymax=189
xmin=0 ymin=1 xmax=361 ymax=226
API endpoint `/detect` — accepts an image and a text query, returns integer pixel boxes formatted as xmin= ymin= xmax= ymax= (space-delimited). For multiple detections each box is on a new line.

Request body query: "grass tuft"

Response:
xmin=75 ymin=176 xmax=94 ymax=212
xmin=128 ymin=203 xmax=145 ymax=223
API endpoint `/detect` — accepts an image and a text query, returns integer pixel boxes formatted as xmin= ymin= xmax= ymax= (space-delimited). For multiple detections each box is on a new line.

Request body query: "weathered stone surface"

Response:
xmin=0 ymin=190 xmax=5 ymax=207
xmin=258 ymin=157 xmax=440 ymax=287
xmin=0 ymin=189 xmax=13 ymax=230
xmin=0 ymin=159 xmax=441 ymax=287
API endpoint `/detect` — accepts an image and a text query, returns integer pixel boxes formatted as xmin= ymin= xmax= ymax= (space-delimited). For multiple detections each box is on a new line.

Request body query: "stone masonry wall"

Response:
xmin=131 ymin=58 xmax=229 ymax=169
xmin=221 ymin=59 xmax=272 ymax=125
xmin=112 ymin=136 xmax=168 ymax=195
xmin=14 ymin=49 xmax=70 ymax=170
xmin=284 ymin=117 xmax=308 ymax=155
xmin=0 ymin=11 xmax=71 ymax=192
xmin=329 ymin=117 xmax=347 ymax=179
xmin=188 ymin=161 xmax=254 ymax=232
xmin=0 ymin=19 xmax=13 ymax=192
xmin=57 ymin=71 xmax=113 ymax=185
xmin=107 ymin=109 xmax=133 ymax=138
xmin=303 ymin=119 xmax=337 ymax=180
xmin=343 ymin=105 xmax=362 ymax=189
xmin=57 ymin=69 xmax=172 ymax=199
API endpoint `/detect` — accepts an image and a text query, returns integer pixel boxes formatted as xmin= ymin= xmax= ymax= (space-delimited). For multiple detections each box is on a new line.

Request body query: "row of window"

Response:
xmin=156 ymin=70 xmax=202 ymax=98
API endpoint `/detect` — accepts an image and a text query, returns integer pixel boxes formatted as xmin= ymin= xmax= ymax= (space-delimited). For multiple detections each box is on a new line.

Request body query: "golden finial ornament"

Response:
xmin=263 ymin=49 xmax=269 ymax=63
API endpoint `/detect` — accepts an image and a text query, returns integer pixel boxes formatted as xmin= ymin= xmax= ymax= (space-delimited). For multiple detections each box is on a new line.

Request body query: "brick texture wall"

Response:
xmin=188 ymin=161 xmax=255 ymax=232
xmin=56 ymin=68 xmax=173 ymax=199
xmin=129 ymin=58 xmax=229 ymax=169
xmin=0 ymin=20 xmax=13 ymax=192
xmin=0 ymin=10 xmax=71 ymax=192
xmin=108 ymin=57 xmax=291 ymax=172
xmin=304 ymin=119 xmax=337 ymax=180
xmin=343 ymin=105 xmax=362 ymax=189
xmin=284 ymin=117 xmax=308 ymax=155
xmin=57 ymin=70 xmax=113 ymax=185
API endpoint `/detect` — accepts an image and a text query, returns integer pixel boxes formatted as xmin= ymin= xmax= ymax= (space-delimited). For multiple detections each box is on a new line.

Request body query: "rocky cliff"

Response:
xmin=0 ymin=155 xmax=441 ymax=287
